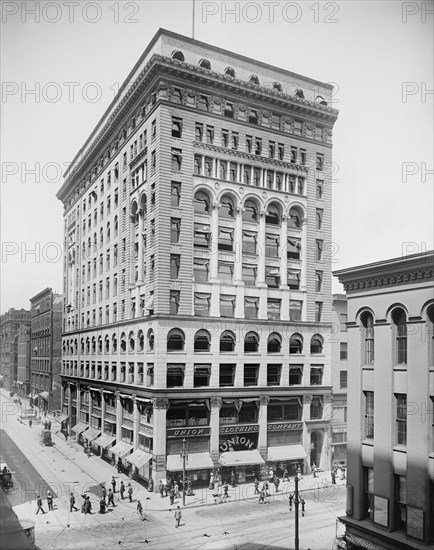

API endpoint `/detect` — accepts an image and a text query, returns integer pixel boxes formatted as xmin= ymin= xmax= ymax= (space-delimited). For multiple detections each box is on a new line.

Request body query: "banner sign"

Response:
xmin=268 ymin=422 xmax=303 ymax=431
xmin=219 ymin=424 xmax=259 ymax=435
xmin=167 ymin=427 xmax=210 ymax=438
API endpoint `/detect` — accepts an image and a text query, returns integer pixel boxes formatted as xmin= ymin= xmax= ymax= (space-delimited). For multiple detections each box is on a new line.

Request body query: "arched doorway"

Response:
xmin=310 ymin=431 xmax=323 ymax=468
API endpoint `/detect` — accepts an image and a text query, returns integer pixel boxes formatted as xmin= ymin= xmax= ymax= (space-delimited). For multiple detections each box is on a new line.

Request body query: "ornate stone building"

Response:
xmin=57 ymin=29 xmax=339 ymax=488
xmin=335 ymin=251 xmax=434 ymax=549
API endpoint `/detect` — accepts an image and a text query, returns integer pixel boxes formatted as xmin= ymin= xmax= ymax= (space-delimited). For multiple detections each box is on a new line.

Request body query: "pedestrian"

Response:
xmin=111 ymin=455 xmax=116 ymax=467
xmin=87 ymin=445 xmax=92 ymax=458
xmin=148 ymin=478 xmax=154 ymax=492
xmin=99 ymin=498 xmax=106 ymax=514
xmin=111 ymin=476 xmax=117 ymax=493
xmin=230 ymin=470 xmax=236 ymax=488
xmin=274 ymin=476 xmax=280 ymax=493
xmin=36 ymin=495 xmax=45 ymax=514
xmin=209 ymin=472 xmax=215 ymax=491
xmin=297 ymin=466 xmax=302 ymax=480
xmin=263 ymin=480 xmax=269 ymax=497
xmin=223 ymin=482 xmax=229 ymax=502
xmin=174 ymin=481 xmax=180 ymax=499
xmin=331 ymin=469 xmax=336 ymax=485
xmin=84 ymin=496 xmax=92 ymax=514
xmin=46 ymin=491 xmax=53 ymax=511
xmin=101 ymin=486 xmax=107 ymax=504
xmin=107 ymin=488 xmax=115 ymax=507
xmin=137 ymin=500 xmax=144 ymax=520
xmin=174 ymin=505 xmax=182 ymax=528
xmin=47 ymin=420 xmax=52 ymax=430
xmin=311 ymin=463 xmax=317 ymax=478
xmin=169 ymin=486 xmax=175 ymax=505
xmin=301 ymin=498 xmax=306 ymax=516
xmin=119 ymin=480 xmax=125 ymax=500
xmin=254 ymin=478 xmax=260 ymax=494
xmin=127 ymin=483 xmax=133 ymax=503
xmin=288 ymin=493 xmax=294 ymax=511
xmin=70 ymin=493 xmax=78 ymax=512
xmin=81 ymin=494 xmax=87 ymax=513
xmin=159 ymin=480 xmax=164 ymax=498
xmin=83 ymin=442 xmax=88 ymax=454
xmin=29 ymin=419 xmax=32 ymax=428
xmin=117 ymin=458 xmax=122 ymax=474
xmin=269 ymin=468 xmax=274 ymax=480
xmin=340 ymin=466 xmax=346 ymax=481
xmin=283 ymin=468 xmax=289 ymax=481
xmin=186 ymin=478 xmax=194 ymax=496
xmin=258 ymin=488 xmax=266 ymax=504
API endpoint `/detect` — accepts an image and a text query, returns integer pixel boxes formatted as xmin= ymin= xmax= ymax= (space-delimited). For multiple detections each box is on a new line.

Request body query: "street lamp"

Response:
xmin=294 ymin=475 xmax=300 ymax=550
xmin=180 ymin=438 xmax=188 ymax=506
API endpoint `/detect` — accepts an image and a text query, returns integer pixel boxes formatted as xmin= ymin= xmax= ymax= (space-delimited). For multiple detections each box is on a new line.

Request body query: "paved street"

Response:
xmin=1 ymin=390 xmax=345 ymax=549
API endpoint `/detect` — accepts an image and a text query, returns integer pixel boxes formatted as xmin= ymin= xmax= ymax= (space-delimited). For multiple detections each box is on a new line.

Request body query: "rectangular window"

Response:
xmin=287 ymin=238 xmax=301 ymax=260
xmin=249 ymin=109 xmax=258 ymax=124
xmin=167 ymin=364 xmax=185 ymax=388
xmin=316 ymin=240 xmax=323 ymax=262
xmin=255 ymin=138 xmax=262 ymax=155
xmin=271 ymin=113 xmax=280 ymax=129
xmin=244 ymin=364 xmax=259 ymax=387
xmin=316 ymin=153 xmax=324 ymax=171
xmin=289 ymin=300 xmax=302 ymax=321
xmin=396 ymin=394 xmax=407 ymax=445
xmin=269 ymin=141 xmax=275 ymax=158
xmin=265 ymin=234 xmax=279 ymax=258
xmin=267 ymin=364 xmax=281 ymax=386
xmin=316 ymin=208 xmax=323 ymax=230
xmin=340 ymin=370 xmax=348 ymax=388
xmin=172 ymin=87 xmax=182 ymax=104
xmin=193 ymin=258 xmax=209 ymax=283
xmin=194 ymin=364 xmax=210 ymax=388
xmin=340 ymin=343 xmax=348 ymax=360
xmin=218 ymin=227 xmax=233 ymax=251
xmin=170 ymin=290 xmax=180 ymax=315
xmin=265 ymin=266 xmax=280 ymax=288
xmin=198 ymin=95 xmax=209 ymax=111
xmin=340 ymin=314 xmax=348 ymax=331
xmin=316 ymin=271 xmax=323 ymax=292
xmin=253 ymin=167 xmax=261 ymax=186
xmin=289 ymin=366 xmax=303 ymax=385
xmin=205 ymin=157 xmax=213 ymax=177
xmin=395 ymin=476 xmax=407 ymax=531
xmin=315 ymin=126 xmax=323 ymax=140
xmin=364 ymin=391 xmax=374 ymax=439
xmin=171 ymin=182 xmax=181 ymax=208
xmin=195 ymin=123 xmax=203 ymax=142
xmin=287 ymin=269 xmax=300 ymax=290
xmin=242 ymin=231 xmax=257 ymax=255
xmin=231 ymin=132 xmax=239 ymax=149
xmin=218 ymin=262 xmax=234 ymax=283
xmin=220 ymin=364 xmax=235 ymax=386
xmin=172 ymin=117 xmax=182 ymax=138
xmin=170 ymin=254 xmax=180 ymax=279
xmin=206 ymin=125 xmax=214 ymax=144
xmin=278 ymin=143 xmax=284 ymax=160
xmin=220 ymin=295 xmax=235 ymax=317
xmin=194 ymin=223 xmax=211 ymax=249
xmin=222 ymin=129 xmax=229 ymax=148
xmin=316 ymin=179 xmax=324 ymax=199
xmin=290 ymin=147 xmax=297 ymax=163
xmin=310 ymin=367 xmax=323 ymax=385
xmin=194 ymin=293 xmax=210 ymax=316
xmin=267 ymin=299 xmax=281 ymax=320
xmin=170 ymin=218 xmax=181 ymax=243
xmin=229 ymin=162 xmax=237 ymax=182
xmin=244 ymin=297 xmax=259 ymax=319
xmin=242 ymin=265 xmax=257 ymax=286
xmin=300 ymin=149 xmax=307 ymax=165
xmin=294 ymin=119 xmax=302 ymax=134
xmin=224 ymin=102 xmax=234 ymax=117
xmin=171 ymin=148 xmax=182 ymax=172
xmin=246 ymin=135 xmax=252 ymax=153
xmin=315 ymin=302 xmax=323 ymax=322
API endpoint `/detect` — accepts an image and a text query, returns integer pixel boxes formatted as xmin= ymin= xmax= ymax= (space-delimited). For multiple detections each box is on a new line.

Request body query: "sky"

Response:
xmin=1 ymin=0 xmax=433 ymax=312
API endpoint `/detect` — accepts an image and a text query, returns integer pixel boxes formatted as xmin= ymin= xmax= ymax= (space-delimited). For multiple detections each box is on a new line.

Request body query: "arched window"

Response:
xmin=265 ymin=203 xmax=280 ymax=225
xmin=147 ymin=329 xmax=154 ymax=352
xmin=104 ymin=335 xmax=110 ymax=353
xmin=220 ymin=195 xmax=235 ymax=218
xmin=290 ymin=334 xmax=303 ymax=354
xmin=137 ymin=330 xmax=144 ymax=352
xmin=112 ymin=334 xmax=117 ymax=353
xmin=225 ymin=67 xmax=235 ymax=77
xmin=392 ymin=308 xmax=407 ymax=364
xmin=427 ymin=305 xmax=434 ymax=368
xmin=194 ymin=329 xmax=211 ymax=352
xmin=100 ymin=227 xmax=104 ymax=246
xmin=288 ymin=207 xmax=302 ymax=229
xmin=199 ymin=58 xmax=211 ymax=70
xmin=172 ymin=50 xmax=185 ymax=62
xmin=316 ymin=95 xmax=327 ymax=105
xmin=268 ymin=333 xmax=282 ymax=353
xmin=360 ymin=311 xmax=374 ymax=364
xmin=249 ymin=74 xmax=260 ymax=85
xmin=273 ymin=82 xmax=282 ymax=92
xmin=91 ymin=337 xmax=96 ymax=353
xmin=114 ymin=216 xmax=118 ymax=237
xmin=242 ymin=200 xmax=258 ymax=222
xmin=310 ymin=335 xmax=323 ymax=354
xmin=107 ymin=222 xmax=111 ymax=242
xmin=194 ymin=191 xmax=210 ymax=214
xmin=295 ymin=88 xmax=305 ymax=99
xmin=244 ymin=331 xmax=259 ymax=353
xmin=129 ymin=331 xmax=135 ymax=351
xmin=167 ymin=328 xmax=185 ymax=351
xmin=120 ymin=332 xmax=126 ymax=352
xmin=220 ymin=331 xmax=236 ymax=352
xmin=81 ymin=338 xmax=85 ymax=354
xmin=97 ymin=336 xmax=102 ymax=353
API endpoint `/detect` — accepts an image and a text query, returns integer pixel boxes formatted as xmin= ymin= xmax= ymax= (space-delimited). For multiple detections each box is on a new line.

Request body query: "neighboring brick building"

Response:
xmin=17 ymin=323 xmax=31 ymax=397
xmin=334 ymin=251 xmax=434 ymax=550
xmin=331 ymin=293 xmax=348 ymax=468
xmin=30 ymin=288 xmax=63 ymax=411
xmin=0 ymin=308 xmax=31 ymax=393
xmin=57 ymin=29 xmax=339 ymax=489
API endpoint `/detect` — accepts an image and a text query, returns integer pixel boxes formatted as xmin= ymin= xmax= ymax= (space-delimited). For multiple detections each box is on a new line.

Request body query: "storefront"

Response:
xmin=126 ymin=448 xmax=153 ymax=485
xmin=110 ymin=440 xmax=133 ymax=463
xmin=266 ymin=421 xmax=306 ymax=475
xmin=218 ymin=424 xmax=265 ymax=483
xmin=93 ymin=432 xmax=116 ymax=457
xmin=71 ymin=422 xmax=89 ymax=443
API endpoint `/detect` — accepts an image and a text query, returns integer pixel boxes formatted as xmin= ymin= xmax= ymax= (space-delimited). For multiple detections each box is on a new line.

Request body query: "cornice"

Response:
xmin=342 ymin=266 xmax=433 ymax=292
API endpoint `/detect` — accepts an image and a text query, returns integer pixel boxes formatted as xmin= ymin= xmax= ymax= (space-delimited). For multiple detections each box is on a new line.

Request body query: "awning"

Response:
xmin=82 ymin=427 xmax=101 ymax=442
xmin=267 ymin=445 xmax=307 ymax=461
xmin=71 ymin=422 xmax=89 ymax=435
xmin=219 ymin=450 xmax=265 ymax=467
xmin=126 ymin=449 xmax=152 ymax=469
xmin=166 ymin=452 xmax=214 ymax=471
xmin=39 ymin=391 xmax=49 ymax=401
xmin=110 ymin=441 xmax=133 ymax=458
xmin=345 ymin=533 xmax=389 ymax=550
xmin=94 ymin=433 xmax=116 ymax=449
xmin=55 ymin=414 xmax=68 ymax=423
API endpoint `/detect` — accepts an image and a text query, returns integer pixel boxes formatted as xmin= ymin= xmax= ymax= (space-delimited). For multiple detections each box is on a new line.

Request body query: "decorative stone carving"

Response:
xmin=259 ymin=395 xmax=270 ymax=406
xmin=153 ymin=397 xmax=169 ymax=410
xmin=210 ymin=397 xmax=222 ymax=408
xmin=303 ymin=394 xmax=312 ymax=405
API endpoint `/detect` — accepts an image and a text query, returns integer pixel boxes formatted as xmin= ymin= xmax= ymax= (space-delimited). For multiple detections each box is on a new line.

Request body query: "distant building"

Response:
xmin=0 ymin=309 xmax=31 ymax=393
xmin=331 ymin=293 xmax=348 ymax=468
xmin=30 ymin=289 xmax=63 ymax=411
xmin=334 ymin=251 xmax=434 ymax=550
xmin=17 ymin=324 xmax=31 ymax=397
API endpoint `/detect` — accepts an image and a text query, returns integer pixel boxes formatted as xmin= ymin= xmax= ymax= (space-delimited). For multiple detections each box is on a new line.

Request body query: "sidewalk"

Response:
xmin=1 ymin=389 xmax=345 ymax=526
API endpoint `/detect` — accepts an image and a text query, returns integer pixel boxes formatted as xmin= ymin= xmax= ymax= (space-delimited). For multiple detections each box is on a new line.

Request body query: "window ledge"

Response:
xmin=393 ymin=445 xmax=407 ymax=453
xmin=361 ymin=439 xmax=374 ymax=447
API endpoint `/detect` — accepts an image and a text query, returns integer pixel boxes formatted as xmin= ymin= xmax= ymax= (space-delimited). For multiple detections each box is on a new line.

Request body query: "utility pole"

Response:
xmin=181 ymin=438 xmax=188 ymax=506
xmin=294 ymin=475 xmax=300 ymax=550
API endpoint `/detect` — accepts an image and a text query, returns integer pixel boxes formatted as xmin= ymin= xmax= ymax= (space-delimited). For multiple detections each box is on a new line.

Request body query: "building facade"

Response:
xmin=331 ymin=293 xmax=348 ymax=468
xmin=334 ymin=251 xmax=434 ymax=550
xmin=17 ymin=323 xmax=31 ymax=397
xmin=30 ymin=288 xmax=63 ymax=411
xmin=0 ymin=308 xmax=31 ymax=393
xmin=57 ymin=29 xmax=339 ymax=488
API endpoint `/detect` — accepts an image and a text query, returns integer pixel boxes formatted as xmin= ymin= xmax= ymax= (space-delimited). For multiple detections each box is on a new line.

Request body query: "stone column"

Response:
xmin=258 ymin=396 xmax=269 ymax=460
xmin=234 ymin=207 xmax=243 ymax=284
xmin=75 ymin=383 xmax=81 ymax=434
xmin=210 ymin=397 xmax=222 ymax=463
xmin=67 ymin=383 xmax=72 ymax=436
xmin=209 ymin=202 xmax=219 ymax=282
xmin=132 ymin=394 xmax=139 ymax=451
xmin=302 ymin=394 xmax=312 ymax=471
xmin=257 ymin=209 xmax=266 ymax=285
xmin=152 ymin=398 xmax=169 ymax=490
xmin=100 ymin=389 xmax=106 ymax=456
xmin=137 ymin=212 xmax=144 ymax=285
xmin=322 ymin=394 xmax=333 ymax=470
xmin=88 ymin=390 xmax=93 ymax=427
xmin=129 ymin=214 xmax=136 ymax=287
xmin=300 ymin=218 xmax=308 ymax=293
xmin=116 ymin=391 xmax=122 ymax=443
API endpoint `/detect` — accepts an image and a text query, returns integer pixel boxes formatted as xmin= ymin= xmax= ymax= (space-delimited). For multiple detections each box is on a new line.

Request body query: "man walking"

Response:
xmin=159 ymin=480 xmax=164 ymax=498
xmin=169 ymin=486 xmax=175 ymax=505
xmin=70 ymin=493 xmax=78 ymax=512
xmin=223 ymin=482 xmax=229 ymax=502
xmin=84 ymin=496 xmax=92 ymax=514
xmin=258 ymin=488 xmax=266 ymax=504
xmin=101 ymin=486 xmax=107 ymax=504
xmin=117 ymin=458 xmax=122 ymax=474
xmin=288 ymin=493 xmax=294 ymax=511
xmin=36 ymin=496 xmax=45 ymax=514
xmin=254 ymin=478 xmax=260 ymax=494
xmin=331 ymin=469 xmax=336 ymax=485
xmin=107 ymin=488 xmax=115 ymax=507
xmin=111 ymin=476 xmax=117 ymax=493
xmin=283 ymin=468 xmax=289 ymax=482
xmin=301 ymin=498 xmax=306 ymax=516
xmin=230 ymin=470 xmax=236 ymax=488
xmin=137 ymin=500 xmax=145 ymax=520
xmin=127 ymin=483 xmax=133 ymax=503
xmin=174 ymin=505 xmax=182 ymax=528
xmin=46 ymin=491 xmax=53 ymax=511
xmin=311 ymin=463 xmax=317 ymax=478
xmin=119 ymin=480 xmax=125 ymax=500
xmin=174 ymin=481 xmax=180 ymax=499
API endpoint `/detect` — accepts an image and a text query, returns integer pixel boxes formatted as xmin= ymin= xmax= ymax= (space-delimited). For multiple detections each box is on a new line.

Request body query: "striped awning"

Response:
xmin=93 ymin=433 xmax=116 ymax=449
xmin=167 ymin=452 xmax=214 ymax=471
xmin=267 ymin=445 xmax=307 ymax=461
xmin=71 ymin=422 xmax=89 ymax=435
xmin=126 ymin=449 xmax=152 ymax=469
xmin=110 ymin=441 xmax=133 ymax=458
xmin=82 ymin=427 xmax=101 ymax=442
xmin=345 ymin=533 xmax=389 ymax=550
xmin=219 ymin=450 xmax=265 ymax=467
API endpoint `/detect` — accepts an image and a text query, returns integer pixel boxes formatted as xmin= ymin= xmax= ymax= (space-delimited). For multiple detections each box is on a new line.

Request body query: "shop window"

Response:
xmin=220 ymin=331 xmax=236 ymax=352
xmin=267 ymin=364 xmax=281 ymax=386
xmin=167 ymin=328 xmax=185 ymax=352
xmin=219 ymin=364 xmax=235 ymax=386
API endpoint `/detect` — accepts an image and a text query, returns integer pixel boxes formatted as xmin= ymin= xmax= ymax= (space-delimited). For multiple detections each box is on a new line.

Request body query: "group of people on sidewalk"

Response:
xmin=35 ymin=491 xmax=54 ymax=514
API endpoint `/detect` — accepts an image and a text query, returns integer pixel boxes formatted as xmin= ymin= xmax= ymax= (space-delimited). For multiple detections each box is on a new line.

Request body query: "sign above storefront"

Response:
xmin=220 ymin=424 xmax=259 ymax=435
xmin=219 ymin=432 xmax=258 ymax=452
xmin=268 ymin=422 xmax=303 ymax=431
xmin=167 ymin=427 xmax=210 ymax=438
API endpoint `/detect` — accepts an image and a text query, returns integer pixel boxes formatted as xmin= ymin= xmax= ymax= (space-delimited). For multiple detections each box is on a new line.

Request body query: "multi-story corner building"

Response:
xmin=30 ymin=288 xmax=63 ymax=412
xmin=0 ymin=308 xmax=31 ymax=393
xmin=331 ymin=293 xmax=348 ymax=468
xmin=334 ymin=251 xmax=434 ymax=550
xmin=57 ymin=28 xmax=339 ymax=489
xmin=17 ymin=324 xmax=31 ymax=397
